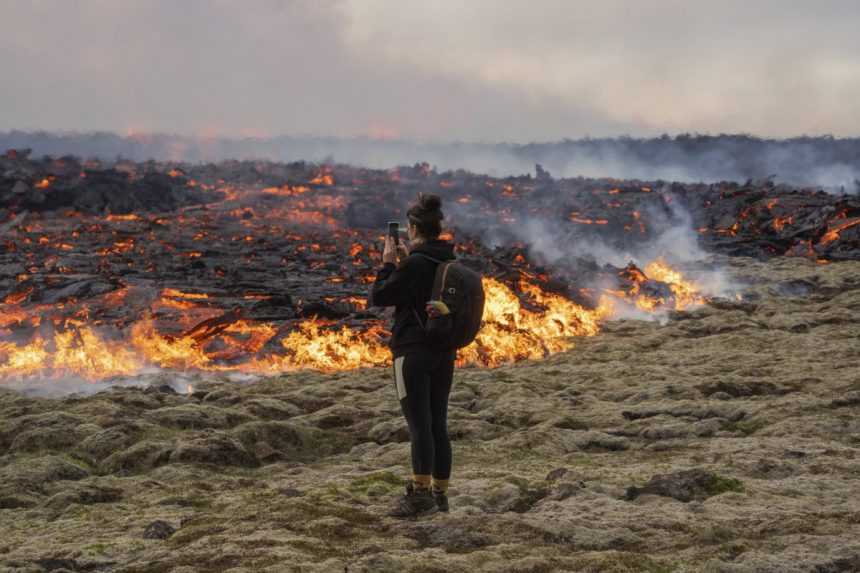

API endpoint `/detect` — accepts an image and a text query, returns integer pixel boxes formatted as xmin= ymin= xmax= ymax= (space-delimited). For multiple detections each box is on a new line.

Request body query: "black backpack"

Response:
xmin=414 ymin=254 xmax=485 ymax=349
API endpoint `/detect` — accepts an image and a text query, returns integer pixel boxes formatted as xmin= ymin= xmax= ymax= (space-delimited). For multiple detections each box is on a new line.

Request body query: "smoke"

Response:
xmin=3 ymin=131 xmax=859 ymax=191
xmin=1 ymin=370 xmax=259 ymax=399
xmin=3 ymin=2 xmax=860 ymax=142
xmin=447 ymin=181 xmax=738 ymax=318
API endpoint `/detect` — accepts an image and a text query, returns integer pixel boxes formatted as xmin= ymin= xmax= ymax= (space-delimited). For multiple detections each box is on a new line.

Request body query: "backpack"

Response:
xmin=413 ymin=254 xmax=485 ymax=349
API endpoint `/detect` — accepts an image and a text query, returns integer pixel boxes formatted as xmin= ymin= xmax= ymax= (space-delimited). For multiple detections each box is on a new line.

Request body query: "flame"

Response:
xmin=0 ymin=337 xmax=49 ymax=377
xmin=54 ymin=327 xmax=142 ymax=378
xmin=773 ymin=216 xmax=794 ymax=232
xmin=162 ymin=288 xmax=209 ymax=300
xmin=0 ymin=306 xmax=29 ymax=329
xmin=106 ymin=214 xmax=141 ymax=222
xmin=819 ymin=218 xmax=860 ymax=245
xmin=642 ymin=258 xmax=703 ymax=310
xmin=0 ymin=251 xmax=702 ymax=381
xmin=263 ymin=185 xmax=311 ymax=196
xmin=457 ymin=278 xmax=611 ymax=367
xmin=310 ymin=173 xmax=334 ymax=186
xmin=605 ymin=259 xmax=702 ymax=312
xmin=3 ymin=288 xmax=32 ymax=305
xmin=130 ymin=318 xmax=211 ymax=370
xmin=258 ymin=320 xmax=388 ymax=371
xmin=0 ymin=327 xmax=140 ymax=380
xmin=569 ymin=215 xmax=609 ymax=225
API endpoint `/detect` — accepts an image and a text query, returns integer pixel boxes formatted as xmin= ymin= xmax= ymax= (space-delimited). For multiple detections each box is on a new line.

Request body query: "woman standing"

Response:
xmin=371 ymin=194 xmax=457 ymax=517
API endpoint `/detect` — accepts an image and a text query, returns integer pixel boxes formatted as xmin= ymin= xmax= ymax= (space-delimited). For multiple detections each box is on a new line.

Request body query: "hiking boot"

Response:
xmin=433 ymin=490 xmax=449 ymax=512
xmin=388 ymin=483 xmax=436 ymax=518
xmin=406 ymin=481 xmax=449 ymax=512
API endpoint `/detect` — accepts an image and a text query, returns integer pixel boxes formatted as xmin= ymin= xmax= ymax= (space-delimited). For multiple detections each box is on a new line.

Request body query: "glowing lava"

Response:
xmin=0 ymin=261 xmax=703 ymax=382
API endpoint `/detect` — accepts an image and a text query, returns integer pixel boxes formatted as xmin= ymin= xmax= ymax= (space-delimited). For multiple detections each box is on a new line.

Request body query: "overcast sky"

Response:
xmin=1 ymin=0 xmax=859 ymax=142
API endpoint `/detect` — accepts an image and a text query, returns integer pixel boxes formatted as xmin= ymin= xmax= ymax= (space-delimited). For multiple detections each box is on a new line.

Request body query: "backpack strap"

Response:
xmin=432 ymin=261 xmax=453 ymax=300
xmin=410 ymin=252 xmax=454 ymax=329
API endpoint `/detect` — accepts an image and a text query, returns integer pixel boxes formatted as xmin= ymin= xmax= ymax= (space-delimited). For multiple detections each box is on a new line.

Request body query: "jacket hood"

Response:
xmin=410 ymin=239 xmax=456 ymax=261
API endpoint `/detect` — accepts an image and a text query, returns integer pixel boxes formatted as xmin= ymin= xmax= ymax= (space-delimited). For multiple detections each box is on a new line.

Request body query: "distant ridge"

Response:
xmin=2 ymin=131 xmax=859 ymax=190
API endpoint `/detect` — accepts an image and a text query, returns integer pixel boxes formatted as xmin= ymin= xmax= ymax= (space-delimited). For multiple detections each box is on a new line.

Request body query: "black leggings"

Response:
xmin=393 ymin=348 xmax=456 ymax=480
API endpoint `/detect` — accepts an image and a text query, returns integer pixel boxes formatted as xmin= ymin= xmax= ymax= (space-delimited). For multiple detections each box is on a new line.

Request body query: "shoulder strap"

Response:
xmin=409 ymin=253 xmax=454 ymax=329
xmin=432 ymin=261 xmax=453 ymax=300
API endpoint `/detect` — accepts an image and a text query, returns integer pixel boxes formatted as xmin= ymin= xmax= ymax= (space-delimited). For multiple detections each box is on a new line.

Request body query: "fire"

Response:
xmin=54 ymin=327 xmax=142 ymax=378
xmin=259 ymin=320 xmax=388 ymax=371
xmin=819 ymin=218 xmax=860 ymax=246
xmin=263 ymin=185 xmax=311 ymax=196
xmin=773 ymin=216 xmax=793 ymax=232
xmin=3 ymin=288 xmax=32 ymax=305
xmin=642 ymin=258 xmax=703 ymax=310
xmin=106 ymin=214 xmax=142 ymax=222
xmin=605 ymin=259 xmax=702 ymax=312
xmin=0 ymin=306 xmax=29 ymax=329
xmin=0 ymin=327 xmax=140 ymax=380
xmin=162 ymin=288 xmax=209 ymax=300
xmin=130 ymin=318 xmax=212 ymax=370
xmin=569 ymin=214 xmax=609 ymax=225
xmin=457 ymin=278 xmax=611 ymax=367
xmin=0 ymin=251 xmax=702 ymax=381
xmin=310 ymin=173 xmax=334 ymax=186
xmin=0 ymin=337 xmax=49 ymax=377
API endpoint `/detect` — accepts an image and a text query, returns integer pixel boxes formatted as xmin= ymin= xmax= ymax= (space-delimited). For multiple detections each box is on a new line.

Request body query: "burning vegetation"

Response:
xmin=1 ymin=149 xmax=858 ymax=384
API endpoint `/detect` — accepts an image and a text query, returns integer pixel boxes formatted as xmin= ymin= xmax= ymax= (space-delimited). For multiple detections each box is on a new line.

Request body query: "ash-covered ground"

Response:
xmin=1 ymin=255 xmax=858 ymax=573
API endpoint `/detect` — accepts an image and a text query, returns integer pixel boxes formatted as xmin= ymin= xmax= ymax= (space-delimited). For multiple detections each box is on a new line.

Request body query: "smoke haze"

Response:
xmin=2 ymin=131 xmax=859 ymax=189
xmin=1 ymin=1 xmax=859 ymax=141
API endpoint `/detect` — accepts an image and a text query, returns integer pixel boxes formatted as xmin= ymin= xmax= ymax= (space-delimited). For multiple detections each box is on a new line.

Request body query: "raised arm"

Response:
xmin=371 ymin=235 xmax=413 ymax=307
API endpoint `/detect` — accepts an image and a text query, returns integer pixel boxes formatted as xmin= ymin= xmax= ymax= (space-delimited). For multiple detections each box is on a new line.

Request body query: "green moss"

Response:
xmin=724 ymin=418 xmax=768 ymax=436
xmin=571 ymin=552 xmax=679 ymax=573
xmin=83 ymin=542 xmax=110 ymax=555
xmin=493 ymin=371 xmax=517 ymax=384
xmin=706 ymin=475 xmax=745 ymax=496
xmin=157 ymin=493 xmax=213 ymax=508
xmin=696 ymin=524 xmax=736 ymax=544
xmin=720 ymin=541 xmax=750 ymax=560
xmin=504 ymin=476 xmax=549 ymax=512
xmin=348 ymin=471 xmax=404 ymax=496
xmin=168 ymin=524 xmax=227 ymax=546
xmin=270 ymin=497 xmax=379 ymax=529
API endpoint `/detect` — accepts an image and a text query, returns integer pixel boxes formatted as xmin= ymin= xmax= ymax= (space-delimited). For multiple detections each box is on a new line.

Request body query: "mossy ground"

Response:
xmin=1 ymin=256 xmax=859 ymax=572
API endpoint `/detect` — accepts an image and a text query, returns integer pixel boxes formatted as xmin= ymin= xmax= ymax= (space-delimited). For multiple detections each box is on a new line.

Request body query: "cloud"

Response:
xmin=1 ymin=0 xmax=858 ymax=140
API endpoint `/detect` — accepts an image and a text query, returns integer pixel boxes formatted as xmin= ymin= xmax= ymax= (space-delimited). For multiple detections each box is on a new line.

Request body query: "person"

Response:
xmin=371 ymin=193 xmax=457 ymax=517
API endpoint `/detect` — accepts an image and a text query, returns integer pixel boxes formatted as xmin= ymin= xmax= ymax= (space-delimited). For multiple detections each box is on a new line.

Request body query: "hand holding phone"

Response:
xmin=388 ymin=221 xmax=400 ymax=245
xmin=383 ymin=221 xmax=408 ymax=264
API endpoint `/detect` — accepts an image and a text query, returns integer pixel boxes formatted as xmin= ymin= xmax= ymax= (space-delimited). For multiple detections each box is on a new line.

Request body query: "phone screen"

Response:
xmin=388 ymin=221 xmax=400 ymax=245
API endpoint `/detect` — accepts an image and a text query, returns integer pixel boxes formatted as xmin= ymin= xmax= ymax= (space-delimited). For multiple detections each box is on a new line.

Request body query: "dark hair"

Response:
xmin=407 ymin=193 xmax=444 ymax=239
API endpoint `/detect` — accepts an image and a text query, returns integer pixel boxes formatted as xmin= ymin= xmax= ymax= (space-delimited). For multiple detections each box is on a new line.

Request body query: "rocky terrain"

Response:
xmin=1 ymin=255 xmax=859 ymax=573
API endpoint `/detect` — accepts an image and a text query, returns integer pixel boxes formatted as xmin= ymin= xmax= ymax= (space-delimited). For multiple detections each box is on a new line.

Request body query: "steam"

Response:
xmin=2 ymin=370 xmax=256 ymax=399
xmin=448 ymin=184 xmax=738 ymax=318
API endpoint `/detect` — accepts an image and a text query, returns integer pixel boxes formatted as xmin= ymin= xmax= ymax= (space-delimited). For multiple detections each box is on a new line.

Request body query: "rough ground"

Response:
xmin=1 ymin=256 xmax=859 ymax=573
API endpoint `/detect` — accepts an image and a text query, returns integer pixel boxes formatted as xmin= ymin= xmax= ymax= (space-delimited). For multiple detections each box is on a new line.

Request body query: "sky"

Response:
xmin=1 ymin=0 xmax=859 ymax=142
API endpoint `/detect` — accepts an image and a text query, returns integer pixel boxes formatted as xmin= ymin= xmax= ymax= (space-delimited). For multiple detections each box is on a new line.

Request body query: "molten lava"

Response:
xmin=0 ymin=261 xmax=702 ymax=382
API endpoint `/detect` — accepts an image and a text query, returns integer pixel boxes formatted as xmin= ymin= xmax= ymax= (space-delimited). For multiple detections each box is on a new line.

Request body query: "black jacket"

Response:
xmin=371 ymin=239 xmax=456 ymax=356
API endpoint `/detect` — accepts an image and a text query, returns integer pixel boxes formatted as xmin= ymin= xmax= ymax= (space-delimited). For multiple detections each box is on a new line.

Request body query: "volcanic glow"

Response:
xmin=0 ymin=156 xmax=726 ymax=384
xmin=0 ymin=266 xmax=701 ymax=381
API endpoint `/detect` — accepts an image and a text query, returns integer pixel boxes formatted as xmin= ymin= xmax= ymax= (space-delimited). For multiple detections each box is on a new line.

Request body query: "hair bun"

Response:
xmin=419 ymin=193 xmax=443 ymax=217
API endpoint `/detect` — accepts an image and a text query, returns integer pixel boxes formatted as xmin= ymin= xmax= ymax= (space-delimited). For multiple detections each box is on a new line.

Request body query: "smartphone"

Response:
xmin=387 ymin=221 xmax=400 ymax=245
